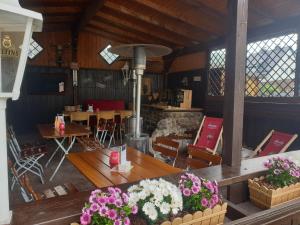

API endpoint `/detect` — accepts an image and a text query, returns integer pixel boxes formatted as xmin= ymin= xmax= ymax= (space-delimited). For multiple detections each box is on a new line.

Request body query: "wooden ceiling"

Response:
xmin=20 ymin=0 xmax=300 ymax=51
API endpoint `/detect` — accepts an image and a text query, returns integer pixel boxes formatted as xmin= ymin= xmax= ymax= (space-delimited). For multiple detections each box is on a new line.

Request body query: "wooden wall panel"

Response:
xmin=29 ymin=31 xmax=72 ymax=67
xmin=77 ymin=31 xmax=164 ymax=73
xmin=169 ymin=52 xmax=207 ymax=73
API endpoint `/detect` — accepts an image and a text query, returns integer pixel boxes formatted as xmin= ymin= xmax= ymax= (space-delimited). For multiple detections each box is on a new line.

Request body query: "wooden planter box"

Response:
xmin=248 ymin=177 xmax=300 ymax=209
xmin=161 ymin=203 xmax=227 ymax=225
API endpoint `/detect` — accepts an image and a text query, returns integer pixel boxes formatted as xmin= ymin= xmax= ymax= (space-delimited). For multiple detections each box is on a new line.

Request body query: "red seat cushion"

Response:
xmin=258 ymin=131 xmax=295 ymax=157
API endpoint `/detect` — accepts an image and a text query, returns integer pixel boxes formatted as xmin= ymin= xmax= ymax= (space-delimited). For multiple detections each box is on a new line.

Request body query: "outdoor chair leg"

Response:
xmin=46 ymin=137 xmax=66 ymax=167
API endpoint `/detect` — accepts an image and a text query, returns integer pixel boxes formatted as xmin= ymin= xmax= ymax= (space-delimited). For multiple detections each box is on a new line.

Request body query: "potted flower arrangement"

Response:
xmin=248 ymin=156 xmax=300 ymax=209
xmin=79 ymin=187 xmax=138 ymax=225
xmin=162 ymin=173 xmax=227 ymax=225
xmin=127 ymin=178 xmax=183 ymax=225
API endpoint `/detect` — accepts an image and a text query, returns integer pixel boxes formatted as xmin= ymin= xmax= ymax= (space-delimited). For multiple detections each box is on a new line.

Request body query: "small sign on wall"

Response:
xmin=193 ymin=76 xmax=202 ymax=82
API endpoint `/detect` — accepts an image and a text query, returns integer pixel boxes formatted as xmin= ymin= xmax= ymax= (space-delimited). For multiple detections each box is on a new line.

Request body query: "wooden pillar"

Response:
xmin=223 ymin=0 xmax=248 ymax=166
xmin=294 ymin=29 xmax=300 ymax=97
xmin=71 ymin=30 xmax=79 ymax=105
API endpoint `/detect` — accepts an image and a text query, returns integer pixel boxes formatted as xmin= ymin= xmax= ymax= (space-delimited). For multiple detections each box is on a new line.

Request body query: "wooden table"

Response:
xmin=38 ymin=123 xmax=90 ymax=181
xmin=67 ymin=147 xmax=182 ymax=188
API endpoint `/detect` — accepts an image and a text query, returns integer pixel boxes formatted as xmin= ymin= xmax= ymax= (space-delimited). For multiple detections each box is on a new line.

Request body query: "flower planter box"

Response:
xmin=160 ymin=203 xmax=227 ymax=225
xmin=248 ymin=176 xmax=300 ymax=209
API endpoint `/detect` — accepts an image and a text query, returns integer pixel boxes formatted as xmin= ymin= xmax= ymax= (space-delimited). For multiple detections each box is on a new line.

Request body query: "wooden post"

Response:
xmin=223 ymin=0 xmax=248 ymax=166
xmin=294 ymin=29 xmax=300 ymax=97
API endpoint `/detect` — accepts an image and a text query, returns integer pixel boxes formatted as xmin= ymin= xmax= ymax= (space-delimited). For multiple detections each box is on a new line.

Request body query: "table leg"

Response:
xmin=45 ymin=137 xmax=66 ymax=167
xmin=49 ymin=137 xmax=76 ymax=181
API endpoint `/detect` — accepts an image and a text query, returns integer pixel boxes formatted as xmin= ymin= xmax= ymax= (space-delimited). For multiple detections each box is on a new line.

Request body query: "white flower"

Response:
xmin=128 ymin=178 xmax=183 ymax=220
xmin=160 ymin=202 xmax=171 ymax=214
xmin=143 ymin=202 xmax=158 ymax=221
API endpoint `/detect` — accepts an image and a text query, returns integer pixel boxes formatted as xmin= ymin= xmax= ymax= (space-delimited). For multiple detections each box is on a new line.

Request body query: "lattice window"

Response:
xmin=246 ymin=33 xmax=297 ymax=97
xmin=208 ymin=33 xmax=298 ymax=97
xmin=28 ymin=38 xmax=43 ymax=59
xmin=208 ymin=49 xmax=226 ymax=96
xmin=99 ymin=44 xmax=119 ymax=64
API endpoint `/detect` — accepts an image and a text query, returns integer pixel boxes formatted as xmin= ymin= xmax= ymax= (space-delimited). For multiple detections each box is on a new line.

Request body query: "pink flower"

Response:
xmin=89 ymin=195 xmax=97 ymax=204
xmin=108 ymin=196 xmax=116 ymax=204
xmin=90 ymin=203 xmax=99 ymax=212
xmin=108 ymin=187 xmax=116 ymax=194
xmin=209 ymin=198 xmax=216 ymax=208
xmin=115 ymin=187 xmax=122 ymax=193
xmin=115 ymin=199 xmax=123 ymax=207
xmin=114 ymin=219 xmax=122 ymax=225
xmin=80 ymin=212 xmax=91 ymax=225
xmin=124 ymin=217 xmax=131 ymax=225
xmin=132 ymin=205 xmax=138 ymax=214
xmin=274 ymin=169 xmax=281 ymax=175
xmin=211 ymin=194 xmax=219 ymax=204
xmin=98 ymin=206 xmax=108 ymax=216
xmin=191 ymin=186 xmax=200 ymax=194
xmin=201 ymin=198 xmax=208 ymax=207
xmin=91 ymin=189 xmax=101 ymax=195
xmin=97 ymin=197 xmax=107 ymax=205
xmin=108 ymin=209 xmax=117 ymax=220
xmin=122 ymin=193 xmax=129 ymax=204
xmin=183 ymin=188 xmax=191 ymax=197
xmin=283 ymin=162 xmax=290 ymax=170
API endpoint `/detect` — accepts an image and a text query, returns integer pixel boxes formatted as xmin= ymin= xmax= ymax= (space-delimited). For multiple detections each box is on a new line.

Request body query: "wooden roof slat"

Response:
xmin=92 ymin=15 xmax=177 ymax=47
xmin=85 ymin=27 xmax=130 ymax=44
xmin=104 ymin=0 xmax=212 ymax=43
xmin=98 ymin=7 xmax=194 ymax=46
xmin=133 ymin=0 xmax=225 ymax=35
xmin=77 ymin=0 xmax=105 ymax=32
xmin=28 ymin=6 xmax=82 ymax=14
xmin=20 ymin=0 xmax=88 ymax=8
xmin=88 ymin=22 xmax=152 ymax=44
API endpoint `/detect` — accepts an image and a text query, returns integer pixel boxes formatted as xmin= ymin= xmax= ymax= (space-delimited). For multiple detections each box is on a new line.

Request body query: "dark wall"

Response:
xmin=7 ymin=66 xmax=73 ymax=134
xmin=205 ymin=97 xmax=300 ymax=150
xmin=167 ymin=69 xmax=207 ymax=108
xmin=7 ymin=66 xmax=163 ymax=134
xmin=78 ymin=69 xmax=163 ymax=107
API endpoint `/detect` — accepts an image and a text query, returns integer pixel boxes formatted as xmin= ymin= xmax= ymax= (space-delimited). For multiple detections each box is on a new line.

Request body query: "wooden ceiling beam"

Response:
xmin=20 ymin=0 xmax=87 ymax=8
xmin=88 ymin=22 xmax=152 ymax=44
xmin=77 ymin=0 xmax=105 ymax=32
xmin=85 ymin=27 xmax=129 ymax=44
xmin=133 ymin=0 xmax=224 ymax=35
xmin=104 ymin=0 xmax=211 ymax=44
xmin=92 ymin=15 xmax=177 ymax=48
xmin=42 ymin=23 xmax=73 ymax=32
xmin=28 ymin=6 xmax=82 ymax=14
xmin=97 ymin=7 xmax=194 ymax=46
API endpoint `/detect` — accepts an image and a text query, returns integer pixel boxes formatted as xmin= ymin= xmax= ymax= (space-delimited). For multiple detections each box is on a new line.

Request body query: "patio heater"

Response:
xmin=0 ymin=0 xmax=42 ymax=223
xmin=109 ymin=44 xmax=171 ymax=152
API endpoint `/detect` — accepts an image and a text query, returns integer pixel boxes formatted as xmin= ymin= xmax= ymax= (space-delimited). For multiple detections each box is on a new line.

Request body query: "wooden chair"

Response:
xmin=8 ymin=160 xmax=78 ymax=202
xmin=70 ymin=112 xmax=90 ymax=136
xmin=118 ymin=110 xmax=133 ymax=143
xmin=186 ymin=147 xmax=222 ymax=170
xmin=248 ymin=130 xmax=298 ymax=158
xmin=96 ymin=111 xmax=116 ymax=148
xmin=152 ymin=137 xmax=180 ymax=167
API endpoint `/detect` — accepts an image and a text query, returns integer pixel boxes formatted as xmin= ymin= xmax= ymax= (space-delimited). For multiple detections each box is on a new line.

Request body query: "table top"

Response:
xmin=67 ymin=147 xmax=182 ymax=188
xmin=63 ymin=110 xmax=129 ymax=116
xmin=37 ymin=123 xmax=90 ymax=139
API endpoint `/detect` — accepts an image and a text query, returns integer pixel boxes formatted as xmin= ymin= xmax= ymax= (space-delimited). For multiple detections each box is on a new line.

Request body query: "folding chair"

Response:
xmin=8 ymin=160 xmax=78 ymax=202
xmin=188 ymin=116 xmax=223 ymax=154
xmin=152 ymin=137 xmax=180 ymax=167
xmin=7 ymin=127 xmax=45 ymax=188
xmin=95 ymin=111 xmax=116 ymax=148
xmin=187 ymin=116 xmax=223 ymax=169
xmin=186 ymin=147 xmax=222 ymax=170
xmin=248 ymin=130 xmax=298 ymax=158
